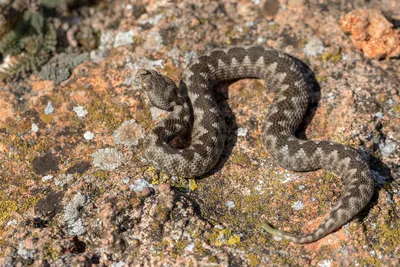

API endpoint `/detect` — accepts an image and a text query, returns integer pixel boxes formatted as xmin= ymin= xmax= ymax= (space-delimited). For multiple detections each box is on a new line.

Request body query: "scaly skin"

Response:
xmin=134 ymin=46 xmax=375 ymax=243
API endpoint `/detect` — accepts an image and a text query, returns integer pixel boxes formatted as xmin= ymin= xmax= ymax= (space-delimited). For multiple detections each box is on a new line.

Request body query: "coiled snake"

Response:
xmin=134 ymin=45 xmax=374 ymax=244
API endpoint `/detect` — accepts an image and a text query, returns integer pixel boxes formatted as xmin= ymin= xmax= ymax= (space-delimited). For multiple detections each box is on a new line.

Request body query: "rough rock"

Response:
xmin=0 ymin=0 xmax=399 ymax=266
xmin=340 ymin=9 xmax=400 ymax=59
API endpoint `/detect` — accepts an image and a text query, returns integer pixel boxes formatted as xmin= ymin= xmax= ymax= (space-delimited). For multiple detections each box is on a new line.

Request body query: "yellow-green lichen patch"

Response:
xmin=92 ymin=170 xmax=110 ymax=183
xmin=86 ymin=97 xmax=127 ymax=132
xmin=2 ymin=118 xmax=49 ymax=160
xmin=145 ymin=166 xmax=194 ymax=192
xmin=257 ymin=169 xmax=343 ymax=238
xmin=153 ymin=204 xmax=170 ymax=222
xmin=196 ymin=166 xmax=294 ymax=232
xmin=353 ymin=187 xmax=400 ymax=264
xmin=44 ymin=242 xmax=62 ymax=261
xmin=223 ymin=25 xmax=236 ymax=45
xmin=145 ymin=166 xmax=166 ymax=185
xmin=189 ymin=179 xmax=198 ymax=191
xmin=230 ymin=151 xmax=252 ymax=166
xmin=209 ymin=228 xmax=241 ymax=246
xmin=393 ymin=104 xmax=400 ymax=114
xmin=321 ymin=50 xmax=342 ymax=64
xmin=0 ymin=192 xmax=40 ymax=225
xmin=314 ymin=172 xmax=342 ymax=212
xmin=18 ymin=195 xmax=40 ymax=214
xmin=132 ymin=35 xmax=145 ymax=46
xmin=172 ymin=240 xmax=192 ymax=257
xmin=40 ymin=113 xmax=54 ymax=125
xmin=268 ymin=23 xmax=279 ymax=32
xmin=247 ymin=253 xmax=261 ymax=266
xmin=316 ymin=75 xmax=328 ymax=84
xmin=84 ymin=170 xmax=117 ymax=198
xmin=0 ymin=199 xmax=18 ymax=223
xmin=377 ymin=220 xmax=400 ymax=251
xmin=132 ymin=102 xmax=154 ymax=131
xmin=371 ymin=205 xmax=400 ymax=253
xmin=208 ymin=255 xmax=219 ymax=264
xmin=356 ymin=254 xmax=383 ymax=267
xmin=331 ymin=132 xmax=360 ymax=148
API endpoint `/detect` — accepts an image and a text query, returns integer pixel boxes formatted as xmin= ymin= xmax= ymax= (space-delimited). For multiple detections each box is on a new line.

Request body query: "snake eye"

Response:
xmin=137 ymin=69 xmax=151 ymax=76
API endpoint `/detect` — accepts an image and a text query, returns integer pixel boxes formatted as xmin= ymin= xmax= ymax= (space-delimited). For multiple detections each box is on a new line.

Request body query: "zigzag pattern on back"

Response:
xmin=134 ymin=45 xmax=374 ymax=244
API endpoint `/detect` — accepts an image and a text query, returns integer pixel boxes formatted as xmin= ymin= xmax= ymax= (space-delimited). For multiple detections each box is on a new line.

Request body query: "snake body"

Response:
xmin=134 ymin=46 xmax=374 ymax=244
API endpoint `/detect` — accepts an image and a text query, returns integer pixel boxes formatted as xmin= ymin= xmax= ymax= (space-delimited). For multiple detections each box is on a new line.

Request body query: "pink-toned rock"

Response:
xmin=30 ymin=80 xmax=54 ymax=95
xmin=138 ymin=186 xmax=152 ymax=197
xmin=0 ymin=1 xmax=399 ymax=266
xmin=0 ymin=90 xmax=16 ymax=125
xmin=158 ymin=183 xmax=172 ymax=193
xmin=340 ymin=9 xmax=400 ymax=59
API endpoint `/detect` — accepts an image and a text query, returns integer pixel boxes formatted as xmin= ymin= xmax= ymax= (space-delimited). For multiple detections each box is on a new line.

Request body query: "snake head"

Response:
xmin=134 ymin=69 xmax=181 ymax=111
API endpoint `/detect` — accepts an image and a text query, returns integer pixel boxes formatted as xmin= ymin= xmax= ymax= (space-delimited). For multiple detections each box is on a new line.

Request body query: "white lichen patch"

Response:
xmin=0 ymin=54 xmax=11 ymax=72
xmin=317 ymin=260 xmax=332 ymax=267
xmin=254 ymin=180 xmax=265 ymax=194
xmin=236 ymin=127 xmax=248 ymax=137
xmin=144 ymin=30 xmax=163 ymax=51
xmin=129 ymin=178 xmax=153 ymax=192
xmin=44 ymin=101 xmax=54 ymax=114
xmin=225 ymin=201 xmax=235 ymax=209
xmin=41 ymin=175 xmax=53 ymax=182
xmin=292 ymin=200 xmax=304 ymax=211
xmin=114 ymin=30 xmax=135 ymax=48
xmin=184 ymin=50 xmax=198 ymax=66
xmin=122 ymin=177 xmax=130 ymax=184
xmin=374 ymin=111 xmax=383 ymax=119
xmin=138 ymin=13 xmax=163 ymax=25
xmin=184 ymin=242 xmax=195 ymax=252
xmin=54 ymin=174 xmax=73 ymax=187
xmin=257 ymin=36 xmax=266 ymax=44
xmin=112 ymin=262 xmax=127 ymax=267
xmin=113 ymin=119 xmax=145 ymax=147
xmin=303 ymin=37 xmax=325 ymax=56
xmin=17 ymin=242 xmax=35 ymax=260
xmin=84 ymin=131 xmax=94 ymax=140
xmin=63 ymin=193 xmax=88 ymax=236
xmin=127 ymin=57 xmax=164 ymax=72
xmin=6 ymin=219 xmax=18 ymax=226
xmin=92 ymin=148 xmax=124 ymax=171
xmin=31 ymin=123 xmax=39 ymax=133
xmin=73 ymin=105 xmax=88 ymax=118
xmin=379 ymin=139 xmax=397 ymax=157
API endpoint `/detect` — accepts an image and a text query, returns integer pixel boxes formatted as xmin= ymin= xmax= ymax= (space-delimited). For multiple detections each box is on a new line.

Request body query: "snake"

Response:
xmin=134 ymin=45 xmax=375 ymax=244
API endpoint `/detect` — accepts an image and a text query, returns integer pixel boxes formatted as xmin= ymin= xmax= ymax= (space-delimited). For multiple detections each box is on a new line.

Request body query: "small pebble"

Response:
xmin=158 ymin=183 xmax=171 ymax=192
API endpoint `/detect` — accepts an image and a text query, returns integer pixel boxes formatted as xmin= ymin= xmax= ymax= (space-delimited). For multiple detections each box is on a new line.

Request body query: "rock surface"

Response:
xmin=340 ymin=9 xmax=400 ymax=59
xmin=0 ymin=0 xmax=399 ymax=266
